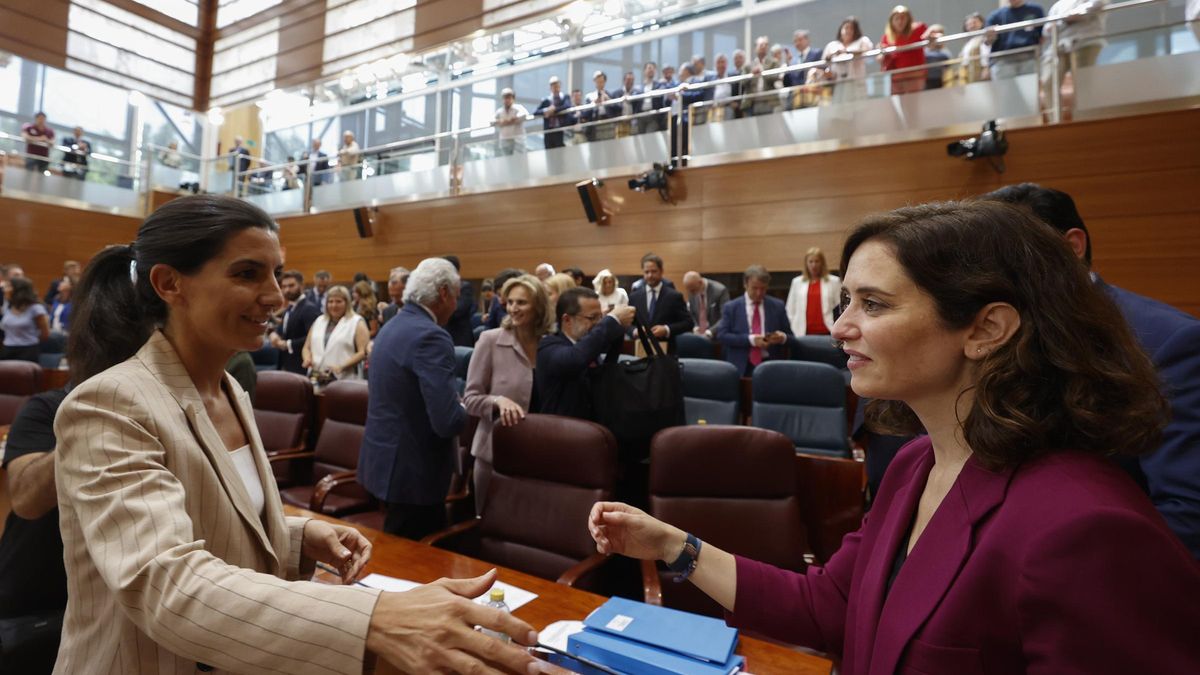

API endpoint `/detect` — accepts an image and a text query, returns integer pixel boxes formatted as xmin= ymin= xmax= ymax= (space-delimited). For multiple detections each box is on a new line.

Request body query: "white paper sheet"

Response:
xmin=358 ymin=574 xmax=539 ymax=610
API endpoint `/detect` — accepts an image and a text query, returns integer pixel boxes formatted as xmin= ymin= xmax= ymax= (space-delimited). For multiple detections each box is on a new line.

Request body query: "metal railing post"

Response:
xmin=1049 ymin=22 xmax=1062 ymax=124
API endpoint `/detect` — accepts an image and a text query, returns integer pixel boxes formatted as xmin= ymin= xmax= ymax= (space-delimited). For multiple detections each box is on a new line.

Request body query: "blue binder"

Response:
xmin=566 ymin=598 xmax=744 ymax=675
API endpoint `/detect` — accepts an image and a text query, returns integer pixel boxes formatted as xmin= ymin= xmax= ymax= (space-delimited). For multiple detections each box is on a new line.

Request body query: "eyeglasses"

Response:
xmin=574 ymin=312 xmax=603 ymax=323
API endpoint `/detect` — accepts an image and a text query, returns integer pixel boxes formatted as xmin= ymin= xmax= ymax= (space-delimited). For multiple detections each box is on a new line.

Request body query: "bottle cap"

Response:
xmin=697 ymin=419 xmax=707 ymax=425
xmin=489 ymin=588 xmax=505 ymax=602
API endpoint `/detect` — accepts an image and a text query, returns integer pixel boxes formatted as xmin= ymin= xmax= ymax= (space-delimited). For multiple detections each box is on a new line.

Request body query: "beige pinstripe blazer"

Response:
xmin=53 ymin=331 xmax=381 ymax=674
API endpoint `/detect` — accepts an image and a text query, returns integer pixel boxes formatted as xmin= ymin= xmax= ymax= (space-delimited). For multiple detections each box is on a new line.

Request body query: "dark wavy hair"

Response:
xmin=68 ymin=195 xmax=278 ymax=384
xmin=6 ymin=277 xmax=38 ymax=311
xmin=841 ymin=200 xmax=1167 ymax=470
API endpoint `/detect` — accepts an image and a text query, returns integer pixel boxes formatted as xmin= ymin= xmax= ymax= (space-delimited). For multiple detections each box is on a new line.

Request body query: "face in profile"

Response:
xmin=168 ymin=228 xmax=284 ymax=353
xmin=832 ymin=239 xmax=973 ymax=405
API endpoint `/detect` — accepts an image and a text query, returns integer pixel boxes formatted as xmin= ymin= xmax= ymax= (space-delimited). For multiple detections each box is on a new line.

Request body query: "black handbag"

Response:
xmin=590 ymin=315 xmax=686 ymax=451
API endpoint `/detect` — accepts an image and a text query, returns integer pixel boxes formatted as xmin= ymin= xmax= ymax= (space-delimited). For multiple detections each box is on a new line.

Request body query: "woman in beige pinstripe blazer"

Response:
xmin=53 ymin=196 xmax=546 ymax=674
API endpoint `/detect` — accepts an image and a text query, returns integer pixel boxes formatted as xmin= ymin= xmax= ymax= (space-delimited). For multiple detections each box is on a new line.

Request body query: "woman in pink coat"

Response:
xmin=590 ymin=200 xmax=1200 ymax=674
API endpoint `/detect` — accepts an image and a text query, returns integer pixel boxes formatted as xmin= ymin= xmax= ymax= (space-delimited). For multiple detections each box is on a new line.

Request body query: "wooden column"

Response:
xmin=195 ymin=0 xmax=218 ymax=112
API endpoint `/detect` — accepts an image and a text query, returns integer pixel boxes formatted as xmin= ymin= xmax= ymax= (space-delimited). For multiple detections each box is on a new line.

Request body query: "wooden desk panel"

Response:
xmin=285 ymin=506 xmax=832 ymax=675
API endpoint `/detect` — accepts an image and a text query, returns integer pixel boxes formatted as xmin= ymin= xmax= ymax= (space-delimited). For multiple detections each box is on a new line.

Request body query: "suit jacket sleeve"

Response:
xmin=664 ymin=291 xmax=695 ymax=337
xmin=462 ymin=330 xmax=497 ymax=419
xmin=1017 ymin=506 xmax=1200 ymax=672
xmin=725 ymin=523 xmax=860 ymax=654
xmin=1141 ymin=321 xmax=1200 ymax=557
xmin=415 ymin=329 xmax=467 ymax=440
xmin=54 ymin=382 xmax=380 ymax=675
xmin=715 ymin=301 xmax=746 ymax=348
xmin=541 ymin=318 xmax=623 ymax=377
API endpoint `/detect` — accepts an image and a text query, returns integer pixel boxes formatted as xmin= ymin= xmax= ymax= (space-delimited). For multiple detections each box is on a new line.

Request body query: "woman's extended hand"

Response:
xmin=367 ymin=569 xmax=552 ymax=674
xmin=495 ymin=396 xmax=526 ymax=427
xmin=587 ymin=501 xmax=686 ymax=562
xmin=301 ymin=519 xmax=372 ymax=584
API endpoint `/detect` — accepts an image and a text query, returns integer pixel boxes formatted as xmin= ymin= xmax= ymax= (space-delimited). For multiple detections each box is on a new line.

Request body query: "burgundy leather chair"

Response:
xmin=252 ymin=371 xmax=314 ymax=485
xmin=0 ymin=361 xmax=43 ymax=426
xmin=272 ymin=380 xmax=374 ymax=516
xmin=643 ymin=425 xmax=811 ymax=617
xmin=423 ymin=414 xmax=619 ymax=591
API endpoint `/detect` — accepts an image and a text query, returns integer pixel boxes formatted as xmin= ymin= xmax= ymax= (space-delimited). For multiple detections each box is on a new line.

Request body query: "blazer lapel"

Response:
xmin=868 ymin=455 xmax=1015 ymax=674
xmin=137 ymin=332 xmax=280 ymax=570
xmin=496 ymin=326 xmax=531 ymax=369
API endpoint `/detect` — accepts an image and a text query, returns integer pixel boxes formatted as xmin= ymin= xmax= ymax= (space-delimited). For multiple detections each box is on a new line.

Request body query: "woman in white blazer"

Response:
xmin=462 ymin=274 xmax=554 ymax=510
xmin=785 ymin=246 xmax=842 ymax=336
xmin=53 ymin=195 xmax=543 ymax=674
xmin=302 ymin=284 xmax=368 ymax=381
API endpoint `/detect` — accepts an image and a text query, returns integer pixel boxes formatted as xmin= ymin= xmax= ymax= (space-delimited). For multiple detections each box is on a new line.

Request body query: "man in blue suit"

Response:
xmin=628 ymin=253 xmax=693 ymax=353
xmin=359 ymin=257 xmax=466 ymax=540
xmin=536 ymin=287 xmax=635 ymax=420
xmin=986 ymin=183 xmax=1200 ymax=558
xmin=716 ymin=265 xmax=793 ymax=377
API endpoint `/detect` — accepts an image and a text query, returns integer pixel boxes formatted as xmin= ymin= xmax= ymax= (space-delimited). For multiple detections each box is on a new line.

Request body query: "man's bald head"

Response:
xmin=683 ymin=271 xmax=704 ymax=294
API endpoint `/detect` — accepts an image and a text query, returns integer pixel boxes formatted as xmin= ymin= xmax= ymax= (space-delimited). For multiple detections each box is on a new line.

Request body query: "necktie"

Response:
xmin=750 ymin=302 xmax=763 ymax=366
xmin=649 ymin=287 xmax=658 ymax=320
xmin=697 ymin=293 xmax=708 ymax=333
xmin=282 ymin=305 xmax=292 ymax=334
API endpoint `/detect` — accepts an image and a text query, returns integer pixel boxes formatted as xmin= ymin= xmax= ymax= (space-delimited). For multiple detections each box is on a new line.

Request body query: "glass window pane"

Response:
xmin=73 ymin=0 xmax=195 ymax=50
xmin=64 ymin=59 xmax=192 ymax=108
xmin=210 ymin=55 xmax=277 ymax=100
xmin=325 ymin=0 xmax=417 ymax=34
xmin=41 ymin=67 xmax=129 ymax=139
xmin=213 ymin=20 xmax=280 ymax=74
xmin=129 ymin=0 xmax=198 ymax=26
xmin=66 ymin=33 xmax=194 ymax=100
xmin=69 ymin=2 xmax=195 ymax=72
xmin=217 ymin=0 xmax=282 ymax=29
xmin=0 ymin=55 xmax=20 ymax=113
xmin=324 ymin=10 xmax=417 ymax=64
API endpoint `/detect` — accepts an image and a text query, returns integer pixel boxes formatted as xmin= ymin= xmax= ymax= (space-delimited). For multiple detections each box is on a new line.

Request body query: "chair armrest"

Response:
xmin=265 ymin=444 xmax=306 ymax=457
xmin=555 ymin=552 xmax=611 ymax=588
xmin=267 ymin=450 xmax=315 ymax=465
xmin=640 ymin=558 xmax=663 ymax=606
xmin=309 ymin=470 xmax=360 ymax=512
xmin=420 ymin=517 xmax=480 ymax=546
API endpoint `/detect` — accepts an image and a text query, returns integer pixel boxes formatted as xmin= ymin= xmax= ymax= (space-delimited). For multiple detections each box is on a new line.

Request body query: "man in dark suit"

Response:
xmin=304 ymin=269 xmax=331 ymax=311
xmin=536 ymin=287 xmax=635 ymax=420
xmin=441 ymin=255 xmax=475 ymax=346
xmin=682 ymin=270 xmax=730 ymax=338
xmin=534 ymin=76 xmax=572 ymax=149
xmin=297 ymin=138 xmax=330 ymax=187
xmin=985 ymin=183 xmax=1200 ymax=558
xmin=716 ymin=265 xmax=793 ymax=376
xmin=269 ymin=270 xmax=321 ymax=374
xmin=379 ymin=266 xmax=410 ymax=326
xmin=44 ymin=260 xmax=80 ymax=304
xmin=628 ymin=252 xmax=693 ymax=353
xmin=359 ymin=258 xmax=466 ymax=540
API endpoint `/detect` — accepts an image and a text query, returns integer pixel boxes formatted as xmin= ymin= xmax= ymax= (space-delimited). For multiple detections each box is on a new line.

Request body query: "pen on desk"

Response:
xmin=315 ymin=561 xmax=372 ymax=587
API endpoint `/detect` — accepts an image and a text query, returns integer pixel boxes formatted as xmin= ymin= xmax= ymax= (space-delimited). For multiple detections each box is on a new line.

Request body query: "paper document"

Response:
xmin=358 ymin=574 xmax=539 ymax=610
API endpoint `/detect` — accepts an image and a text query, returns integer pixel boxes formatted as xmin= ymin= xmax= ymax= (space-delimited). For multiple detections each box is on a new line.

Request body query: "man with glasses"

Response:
xmin=536 ymin=287 xmax=635 ymax=420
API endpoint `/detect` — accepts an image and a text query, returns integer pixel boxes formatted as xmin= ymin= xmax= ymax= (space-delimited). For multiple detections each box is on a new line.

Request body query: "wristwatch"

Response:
xmin=667 ymin=533 xmax=702 ymax=583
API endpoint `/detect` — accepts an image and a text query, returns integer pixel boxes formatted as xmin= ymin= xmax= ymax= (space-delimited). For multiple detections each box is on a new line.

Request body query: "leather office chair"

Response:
xmin=752 ymin=361 xmax=850 ymax=458
xmin=454 ymin=346 xmax=473 ymax=394
xmin=472 ymin=325 xmax=486 ymax=343
xmin=643 ymin=425 xmax=810 ymax=617
xmin=676 ymin=332 xmax=716 ymax=359
xmin=253 ymin=370 xmax=315 ymax=486
xmin=788 ymin=335 xmax=851 ymax=386
xmin=0 ymin=361 xmax=43 ymax=426
xmin=272 ymin=380 xmax=374 ymax=516
xmin=678 ymin=358 xmax=740 ymax=426
xmin=423 ymin=414 xmax=619 ymax=592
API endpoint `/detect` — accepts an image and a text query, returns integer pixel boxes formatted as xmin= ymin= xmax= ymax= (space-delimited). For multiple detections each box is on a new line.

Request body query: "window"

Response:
xmin=128 ymin=0 xmax=199 ymax=26
xmin=217 ymin=0 xmax=282 ymax=29
xmin=69 ymin=1 xmax=196 ymax=71
xmin=0 ymin=55 xmax=20 ymax=113
xmin=41 ymin=67 xmax=129 ymax=140
xmin=66 ymin=32 xmax=194 ymax=100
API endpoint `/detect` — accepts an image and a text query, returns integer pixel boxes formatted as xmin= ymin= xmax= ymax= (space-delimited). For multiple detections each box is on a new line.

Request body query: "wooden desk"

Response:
xmin=286 ymin=506 xmax=832 ymax=675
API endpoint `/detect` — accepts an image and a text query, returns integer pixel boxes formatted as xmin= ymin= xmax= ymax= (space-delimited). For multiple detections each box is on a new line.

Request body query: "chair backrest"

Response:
xmin=473 ymin=324 xmax=486 ymax=343
xmin=311 ymin=380 xmax=369 ymax=477
xmin=788 ymin=335 xmax=849 ymax=369
xmin=454 ymin=346 xmax=473 ymax=394
xmin=675 ymin=332 xmax=716 ymax=359
xmin=253 ymin=370 xmax=314 ymax=453
xmin=38 ymin=352 xmax=64 ymax=370
xmin=649 ymin=425 xmax=809 ymax=616
xmin=678 ymin=358 xmax=740 ymax=425
xmin=480 ymin=414 xmax=618 ymax=581
xmin=0 ymin=361 xmax=43 ymax=426
xmin=752 ymin=361 xmax=849 ymax=458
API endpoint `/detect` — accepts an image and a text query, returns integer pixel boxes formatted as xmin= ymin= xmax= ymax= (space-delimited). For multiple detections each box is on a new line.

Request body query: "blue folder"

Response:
xmin=566 ymin=598 xmax=744 ymax=675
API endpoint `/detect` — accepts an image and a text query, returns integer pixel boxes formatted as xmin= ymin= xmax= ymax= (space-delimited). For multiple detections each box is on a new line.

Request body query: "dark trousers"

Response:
xmin=0 ymin=611 xmax=63 ymax=675
xmin=383 ymin=502 xmax=446 ymax=540
xmin=0 ymin=345 xmax=39 ymax=362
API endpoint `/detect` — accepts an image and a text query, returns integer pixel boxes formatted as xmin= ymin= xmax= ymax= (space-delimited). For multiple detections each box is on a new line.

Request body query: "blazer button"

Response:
xmin=197 ymin=664 xmax=214 ymax=672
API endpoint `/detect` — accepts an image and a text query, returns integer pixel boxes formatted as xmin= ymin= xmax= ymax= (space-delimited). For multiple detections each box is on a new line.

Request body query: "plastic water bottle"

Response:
xmin=480 ymin=588 xmax=512 ymax=643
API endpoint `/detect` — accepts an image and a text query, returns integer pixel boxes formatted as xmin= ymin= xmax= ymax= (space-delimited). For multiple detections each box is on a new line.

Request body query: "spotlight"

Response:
xmin=947 ymin=120 xmax=1008 ymax=173
xmin=627 ymin=162 xmax=675 ymax=203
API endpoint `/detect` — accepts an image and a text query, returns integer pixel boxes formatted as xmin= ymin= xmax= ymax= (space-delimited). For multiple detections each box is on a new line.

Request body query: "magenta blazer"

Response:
xmin=728 ymin=437 xmax=1200 ymax=674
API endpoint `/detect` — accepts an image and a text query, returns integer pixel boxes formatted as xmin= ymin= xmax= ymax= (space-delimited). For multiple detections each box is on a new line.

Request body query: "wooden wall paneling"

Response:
xmin=413 ymin=0 xmax=483 ymax=51
xmin=0 ymin=4 xmax=70 ymax=69
xmin=1 ymin=197 xmax=140 ymax=287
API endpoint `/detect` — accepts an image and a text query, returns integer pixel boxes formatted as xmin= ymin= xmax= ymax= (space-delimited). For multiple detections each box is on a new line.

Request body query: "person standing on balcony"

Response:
xmin=821 ymin=17 xmax=875 ymax=104
xmin=338 ymin=130 xmax=361 ymax=182
xmin=61 ymin=126 xmax=91 ymax=181
xmin=615 ymin=71 xmax=642 ymax=137
xmin=924 ymin=25 xmax=952 ymax=89
xmin=21 ymin=112 xmax=54 ymax=174
xmin=584 ymin=71 xmax=617 ymax=141
xmin=986 ymin=0 xmax=1047 ymax=79
xmin=298 ymin=138 xmax=329 ymax=187
xmin=535 ymin=75 xmax=571 ymax=149
xmin=638 ymin=62 xmax=663 ymax=133
xmin=493 ymin=87 xmax=529 ymax=156
xmin=879 ymin=5 xmax=930 ymax=95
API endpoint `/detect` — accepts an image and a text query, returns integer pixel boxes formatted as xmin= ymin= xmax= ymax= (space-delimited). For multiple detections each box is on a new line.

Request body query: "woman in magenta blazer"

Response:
xmin=590 ymin=200 xmax=1200 ymax=674
xmin=463 ymin=273 xmax=554 ymax=510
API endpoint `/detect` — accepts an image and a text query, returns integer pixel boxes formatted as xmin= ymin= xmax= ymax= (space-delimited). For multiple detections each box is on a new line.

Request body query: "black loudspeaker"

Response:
xmin=576 ymin=178 xmax=609 ymax=225
xmin=353 ymin=207 xmax=375 ymax=238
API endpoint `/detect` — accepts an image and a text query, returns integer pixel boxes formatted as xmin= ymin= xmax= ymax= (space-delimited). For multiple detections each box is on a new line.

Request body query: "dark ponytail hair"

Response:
xmin=68 ymin=195 xmax=278 ymax=384
xmin=7 ymin=277 xmax=38 ymax=311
